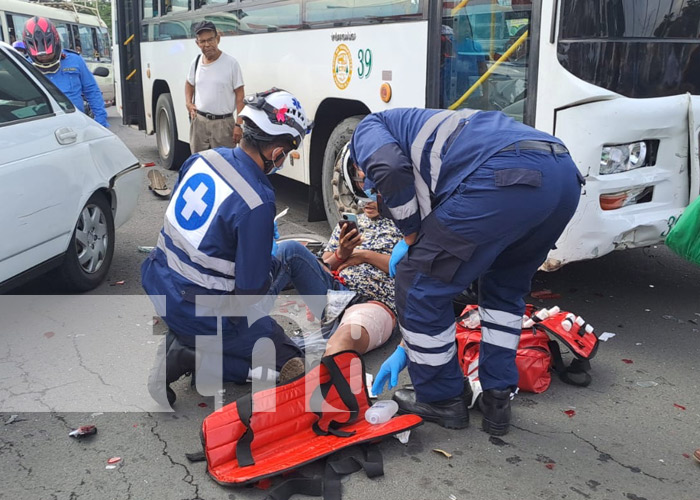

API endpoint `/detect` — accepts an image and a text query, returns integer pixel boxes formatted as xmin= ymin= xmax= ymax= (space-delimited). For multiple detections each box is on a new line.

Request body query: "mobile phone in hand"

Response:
xmin=339 ymin=212 xmax=359 ymax=233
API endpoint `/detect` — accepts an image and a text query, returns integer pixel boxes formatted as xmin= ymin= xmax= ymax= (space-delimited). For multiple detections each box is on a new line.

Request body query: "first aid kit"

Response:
xmin=456 ymin=304 xmax=600 ymax=393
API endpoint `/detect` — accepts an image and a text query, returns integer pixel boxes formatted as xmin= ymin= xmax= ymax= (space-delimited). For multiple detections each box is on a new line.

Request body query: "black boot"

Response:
xmin=148 ymin=332 xmax=196 ymax=407
xmin=479 ymin=388 xmax=512 ymax=436
xmin=392 ymin=389 xmax=469 ymax=429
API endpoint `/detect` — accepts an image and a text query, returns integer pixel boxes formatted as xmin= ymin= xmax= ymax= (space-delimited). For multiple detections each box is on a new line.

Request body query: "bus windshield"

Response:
xmin=440 ymin=0 xmax=532 ymax=122
xmin=558 ymin=0 xmax=700 ymax=98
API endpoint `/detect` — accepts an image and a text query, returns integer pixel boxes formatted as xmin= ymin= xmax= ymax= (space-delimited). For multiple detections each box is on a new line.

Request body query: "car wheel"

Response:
xmin=321 ymin=115 xmax=365 ymax=227
xmin=56 ymin=192 xmax=115 ymax=292
xmin=155 ymin=93 xmax=190 ymax=171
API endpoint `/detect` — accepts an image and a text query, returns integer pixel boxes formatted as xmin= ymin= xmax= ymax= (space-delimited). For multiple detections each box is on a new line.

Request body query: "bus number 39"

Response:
xmin=357 ymin=49 xmax=372 ymax=79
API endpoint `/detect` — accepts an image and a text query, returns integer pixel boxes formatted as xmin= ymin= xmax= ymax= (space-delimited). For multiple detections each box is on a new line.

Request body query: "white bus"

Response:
xmin=0 ymin=0 xmax=115 ymax=102
xmin=112 ymin=0 xmax=700 ymax=270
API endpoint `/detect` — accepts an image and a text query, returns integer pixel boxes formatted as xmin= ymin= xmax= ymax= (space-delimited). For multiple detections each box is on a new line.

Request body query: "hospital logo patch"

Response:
xmin=174 ymin=173 xmax=216 ymax=230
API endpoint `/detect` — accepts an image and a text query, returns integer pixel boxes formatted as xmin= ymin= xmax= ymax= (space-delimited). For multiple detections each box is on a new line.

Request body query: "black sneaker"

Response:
xmin=392 ymin=389 xmax=469 ymax=429
xmin=479 ymin=388 xmax=512 ymax=436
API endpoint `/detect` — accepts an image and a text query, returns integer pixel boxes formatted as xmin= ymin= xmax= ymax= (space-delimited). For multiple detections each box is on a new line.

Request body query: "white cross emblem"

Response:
xmin=181 ymin=182 xmax=209 ymax=220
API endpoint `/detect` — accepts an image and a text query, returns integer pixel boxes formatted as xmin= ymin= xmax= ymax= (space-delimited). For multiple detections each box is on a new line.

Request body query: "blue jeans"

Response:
xmin=269 ymin=240 xmax=346 ymax=318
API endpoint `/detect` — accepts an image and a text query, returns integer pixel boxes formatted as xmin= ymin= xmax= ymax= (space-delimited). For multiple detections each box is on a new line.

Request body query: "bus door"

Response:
xmin=114 ymin=0 xmax=145 ymax=128
xmin=438 ymin=0 xmax=533 ymax=123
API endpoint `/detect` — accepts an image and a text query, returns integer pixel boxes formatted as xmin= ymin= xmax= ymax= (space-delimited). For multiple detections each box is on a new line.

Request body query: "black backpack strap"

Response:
xmin=548 ymin=340 xmax=592 ymax=387
xmin=323 ymin=444 xmax=384 ymax=500
xmin=265 ymin=444 xmax=384 ymax=500
xmin=235 ymin=392 xmax=256 ymax=466
xmin=312 ymin=353 xmax=360 ymax=437
xmin=265 ymin=475 xmax=324 ymax=500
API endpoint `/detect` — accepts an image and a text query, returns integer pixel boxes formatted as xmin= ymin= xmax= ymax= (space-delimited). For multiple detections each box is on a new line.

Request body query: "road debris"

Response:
xmin=621 ymin=359 xmax=634 ymax=364
xmin=531 ymin=289 xmax=561 ymax=299
xmin=107 ymin=457 xmax=122 ymax=464
xmin=673 ymin=403 xmax=686 ymax=410
xmin=598 ymin=332 xmax=616 ymax=342
xmin=69 ymin=425 xmax=97 ymax=438
xmin=138 ymin=246 xmax=155 ymax=253
xmin=636 ymin=381 xmax=658 ymax=388
xmin=433 ymin=449 xmax=452 ymax=459
xmin=44 ymin=331 xmax=55 ymax=339
xmin=393 ymin=430 xmax=411 ymax=444
xmin=110 ymin=280 xmax=126 ymax=286
xmin=563 ymin=409 xmax=576 ymax=418
xmin=5 ymin=415 xmax=22 ymax=425
xmin=198 ymin=402 xmax=208 ymax=408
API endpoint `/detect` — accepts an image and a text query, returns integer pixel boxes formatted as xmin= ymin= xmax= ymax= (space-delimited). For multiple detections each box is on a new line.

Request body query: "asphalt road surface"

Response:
xmin=1 ymin=108 xmax=699 ymax=500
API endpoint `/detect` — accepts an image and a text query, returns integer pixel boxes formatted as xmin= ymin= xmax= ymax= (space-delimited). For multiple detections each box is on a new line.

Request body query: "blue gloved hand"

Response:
xmin=389 ymin=239 xmax=410 ymax=277
xmin=271 ymin=221 xmax=280 ymax=256
xmin=371 ymin=345 xmax=408 ymax=396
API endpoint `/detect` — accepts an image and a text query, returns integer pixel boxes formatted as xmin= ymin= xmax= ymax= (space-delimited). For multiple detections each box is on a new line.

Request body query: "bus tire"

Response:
xmin=321 ymin=115 xmax=365 ymax=227
xmin=155 ymin=93 xmax=189 ymax=171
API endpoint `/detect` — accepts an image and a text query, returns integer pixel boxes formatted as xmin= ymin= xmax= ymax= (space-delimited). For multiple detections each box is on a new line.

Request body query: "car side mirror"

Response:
xmin=93 ymin=66 xmax=109 ymax=78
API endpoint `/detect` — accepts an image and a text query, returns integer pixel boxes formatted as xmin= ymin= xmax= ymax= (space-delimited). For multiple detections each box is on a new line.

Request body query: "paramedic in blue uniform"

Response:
xmin=359 ymin=108 xmax=583 ymax=435
xmin=23 ymin=16 xmax=109 ymax=128
xmin=141 ymin=88 xmax=312 ymax=405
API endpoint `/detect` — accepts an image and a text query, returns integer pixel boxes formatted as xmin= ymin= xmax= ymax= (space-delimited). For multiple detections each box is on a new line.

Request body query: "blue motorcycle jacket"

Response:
xmin=43 ymin=50 xmax=109 ymax=127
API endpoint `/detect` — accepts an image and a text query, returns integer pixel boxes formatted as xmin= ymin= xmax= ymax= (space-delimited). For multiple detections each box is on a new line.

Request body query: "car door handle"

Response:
xmin=55 ymin=127 xmax=77 ymax=145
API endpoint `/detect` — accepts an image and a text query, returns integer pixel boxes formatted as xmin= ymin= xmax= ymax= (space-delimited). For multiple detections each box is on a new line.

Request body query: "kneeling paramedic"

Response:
xmin=354 ymin=108 xmax=583 ymax=435
xmin=142 ymin=88 xmax=313 ymax=405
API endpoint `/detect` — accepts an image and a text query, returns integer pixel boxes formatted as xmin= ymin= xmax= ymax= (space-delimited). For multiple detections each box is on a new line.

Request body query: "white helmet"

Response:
xmin=239 ymin=88 xmax=313 ymax=149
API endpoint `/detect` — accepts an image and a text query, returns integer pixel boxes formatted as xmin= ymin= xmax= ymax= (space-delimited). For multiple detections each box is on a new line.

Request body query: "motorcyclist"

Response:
xmin=22 ymin=16 xmax=109 ymax=128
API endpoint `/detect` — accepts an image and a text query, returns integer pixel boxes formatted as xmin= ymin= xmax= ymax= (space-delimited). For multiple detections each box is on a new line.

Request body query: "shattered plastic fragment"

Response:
xmin=198 ymin=402 xmax=208 ymax=408
xmin=673 ymin=403 xmax=686 ymax=410
xmin=142 ymin=162 xmax=156 ymax=167
xmin=682 ymin=453 xmax=690 ymax=459
xmin=636 ymin=381 xmax=658 ymax=388
xmin=621 ymin=359 xmax=633 ymax=364
xmin=69 ymin=425 xmax=97 ymax=438
xmin=107 ymin=457 xmax=122 ymax=464
xmin=5 ymin=415 xmax=20 ymax=425
xmin=598 ymin=332 xmax=616 ymax=342
xmin=44 ymin=331 xmax=55 ymax=339
xmin=147 ymin=318 xmax=159 ymax=327
xmin=545 ymin=463 xmax=555 ymax=470
xmin=530 ymin=289 xmax=561 ymax=299
xmin=393 ymin=430 xmax=411 ymax=444
xmin=563 ymin=410 xmax=576 ymax=418
xmin=110 ymin=280 xmax=125 ymax=286
xmin=138 ymin=246 xmax=155 ymax=253
xmin=433 ymin=449 xmax=452 ymax=459
xmin=105 ymin=465 xmax=118 ymax=470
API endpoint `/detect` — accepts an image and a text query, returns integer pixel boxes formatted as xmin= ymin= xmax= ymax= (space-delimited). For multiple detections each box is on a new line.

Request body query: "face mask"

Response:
xmin=363 ymin=189 xmax=377 ymax=202
xmin=257 ymin=145 xmax=286 ymax=175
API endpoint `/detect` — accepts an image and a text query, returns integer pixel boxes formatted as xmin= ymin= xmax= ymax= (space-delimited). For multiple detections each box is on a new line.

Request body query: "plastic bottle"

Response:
xmin=365 ymin=400 xmax=399 ymax=425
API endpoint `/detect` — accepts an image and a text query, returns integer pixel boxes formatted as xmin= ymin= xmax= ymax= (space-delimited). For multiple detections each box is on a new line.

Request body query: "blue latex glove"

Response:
xmin=372 ymin=345 xmax=408 ymax=396
xmin=389 ymin=239 xmax=410 ymax=277
xmin=271 ymin=221 xmax=280 ymax=256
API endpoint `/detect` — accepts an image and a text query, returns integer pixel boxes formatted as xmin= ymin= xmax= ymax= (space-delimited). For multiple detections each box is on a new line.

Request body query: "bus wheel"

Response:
xmin=155 ymin=93 xmax=190 ymax=171
xmin=321 ymin=115 xmax=364 ymax=227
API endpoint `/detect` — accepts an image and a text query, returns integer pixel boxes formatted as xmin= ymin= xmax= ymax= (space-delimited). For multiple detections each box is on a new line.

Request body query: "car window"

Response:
xmin=0 ymin=51 xmax=57 ymax=125
xmin=7 ymin=51 xmax=76 ymax=115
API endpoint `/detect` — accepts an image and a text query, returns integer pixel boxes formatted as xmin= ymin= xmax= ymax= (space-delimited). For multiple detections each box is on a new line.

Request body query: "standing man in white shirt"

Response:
xmin=185 ymin=21 xmax=245 ymax=153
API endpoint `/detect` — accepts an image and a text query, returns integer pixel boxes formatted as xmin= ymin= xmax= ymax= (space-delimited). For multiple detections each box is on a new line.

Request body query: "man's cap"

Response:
xmin=192 ymin=20 xmax=217 ymax=35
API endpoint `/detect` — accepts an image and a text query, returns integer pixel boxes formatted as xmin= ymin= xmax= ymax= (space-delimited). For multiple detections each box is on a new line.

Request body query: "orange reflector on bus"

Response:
xmin=600 ymin=192 xmax=628 ymax=211
xmin=380 ymin=83 xmax=392 ymax=103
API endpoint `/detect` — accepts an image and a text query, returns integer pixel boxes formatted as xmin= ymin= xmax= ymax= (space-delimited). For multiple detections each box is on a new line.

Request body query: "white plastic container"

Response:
xmin=365 ymin=400 xmax=399 ymax=425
